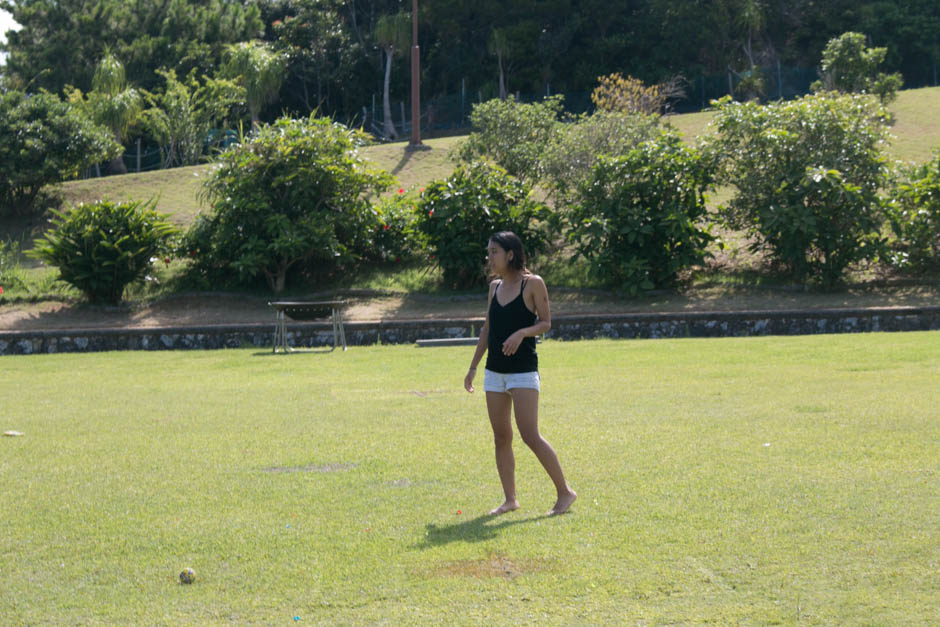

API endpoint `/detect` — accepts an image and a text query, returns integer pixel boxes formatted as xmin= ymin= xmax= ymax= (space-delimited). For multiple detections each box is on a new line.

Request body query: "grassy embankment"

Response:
xmin=1 ymin=87 xmax=938 ymax=305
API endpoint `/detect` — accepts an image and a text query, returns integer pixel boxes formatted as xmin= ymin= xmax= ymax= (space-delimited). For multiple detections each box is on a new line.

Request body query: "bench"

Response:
xmin=268 ymin=300 xmax=348 ymax=353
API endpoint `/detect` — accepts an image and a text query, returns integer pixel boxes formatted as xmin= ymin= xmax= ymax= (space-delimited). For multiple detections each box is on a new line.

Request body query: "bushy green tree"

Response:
xmin=29 ymin=199 xmax=178 ymax=304
xmin=706 ymin=93 xmax=891 ymax=286
xmin=456 ymin=95 xmax=563 ymax=183
xmin=541 ymin=111 xmax=663 ymax=204
xmin=416 ymin=162 xmax=552 ymax=289
xmin=567 ymin=129 xmax=715 ymax=295
xmin=888 ymin=153 xmax=940 ymax=272
xmin=0 ymin=90 xmax=120 ymax=216
xmin=811 ymin=32 xmax=903 ymax=104
xmin=221 ymin=40 xmax=287 ymax=126
xmin=187 ymin=115 xmax=393 ymax=293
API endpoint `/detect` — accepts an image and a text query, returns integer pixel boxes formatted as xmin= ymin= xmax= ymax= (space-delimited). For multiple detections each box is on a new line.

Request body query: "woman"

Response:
xmin=464 ymin=231 xmax=577 ymax=516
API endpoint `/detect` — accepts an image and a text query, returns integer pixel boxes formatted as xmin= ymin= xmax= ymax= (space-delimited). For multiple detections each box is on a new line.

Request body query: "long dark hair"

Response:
xmin=489 ymin=231 xmax=526 ymax=272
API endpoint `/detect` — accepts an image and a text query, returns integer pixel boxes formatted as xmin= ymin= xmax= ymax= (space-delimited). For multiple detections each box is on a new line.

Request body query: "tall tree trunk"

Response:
xmin=498 ymin=53 xmax=507 ymax=100
xmin=108 ymin=155 xmax=128 ymax=175
xmin=382 ymin=48 xmax=398 ymax=139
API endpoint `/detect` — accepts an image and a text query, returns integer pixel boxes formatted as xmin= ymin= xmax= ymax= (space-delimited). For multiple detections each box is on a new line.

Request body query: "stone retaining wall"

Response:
xmin=1 ymin=306 xmax=938 ymax=355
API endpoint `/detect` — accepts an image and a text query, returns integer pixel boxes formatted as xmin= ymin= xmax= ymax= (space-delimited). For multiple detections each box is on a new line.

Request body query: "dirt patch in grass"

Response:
xmin=431 ymin=554 xmax=555 ymax=580
xmin=262 ymin=462 xmax=357 ymax=474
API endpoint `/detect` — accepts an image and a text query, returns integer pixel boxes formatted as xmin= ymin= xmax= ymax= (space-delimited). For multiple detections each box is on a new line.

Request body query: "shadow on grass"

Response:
xmin=251 ymin=347 xmax=341 ymax=357
xmin=414 ymin=512 xmax=549 ymax=549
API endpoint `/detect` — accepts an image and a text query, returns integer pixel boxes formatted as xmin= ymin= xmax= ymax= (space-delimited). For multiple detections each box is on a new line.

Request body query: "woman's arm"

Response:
xmin=501 ymin=275 xmax=551 ymax=356
xmin=464 ymin=281 xmax=497 ymax=393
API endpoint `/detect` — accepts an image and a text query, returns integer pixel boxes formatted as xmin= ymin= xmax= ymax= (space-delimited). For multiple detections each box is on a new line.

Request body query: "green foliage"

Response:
xmin=456 ymin=96 xmax=563 ymax=183
xmin=0 ymin=239 xmax=26 ymax=294
xmin=887 ymin=153 xmax=940 ymax=272
xmin=541 ymin=111 xmax=663 ymax=203
xmin=29 ymin=199 xmax=178 ymax=304
xmin=188 ymin=115 xmax=393 ymax=293
xmin=416 ymin=162 xmax=552 ymax=289
xmin=370 ymin=189 xmax=427 ymax=265
xmin=567 ymin=129 xmax=715 ymax=295
xmin=0 ymin=90 xmax=120 ymax=216
xmin=812 ymin=32 xmax=904 ymax=104
xmin=141 ymin=69 xmax=245 ymax=167
xmin=707 ymin=93 xmax=891 ymax=286
xmin=222 ymin=40 xmax=287 ymax=125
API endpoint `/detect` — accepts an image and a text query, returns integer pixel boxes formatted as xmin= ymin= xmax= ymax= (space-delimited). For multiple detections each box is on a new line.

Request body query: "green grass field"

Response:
xmin=2 ymin=333 xmax=937 ymax=624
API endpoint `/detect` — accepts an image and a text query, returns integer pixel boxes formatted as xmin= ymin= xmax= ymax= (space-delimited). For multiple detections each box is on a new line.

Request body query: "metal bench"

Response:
xmin=268 ymin=300 xmax=347 ymax=353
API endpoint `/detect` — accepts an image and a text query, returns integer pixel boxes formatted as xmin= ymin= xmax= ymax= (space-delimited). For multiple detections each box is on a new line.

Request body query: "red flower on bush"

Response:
xmin=0 ymin=286 xmax=4 ymax=295
xmin=398 ymin=188 xmax=404 ymax=194
xmin=428 ymin=209 xmax=434 ymax=217
xmin=383 ymin=224 xmax=390 ymax=231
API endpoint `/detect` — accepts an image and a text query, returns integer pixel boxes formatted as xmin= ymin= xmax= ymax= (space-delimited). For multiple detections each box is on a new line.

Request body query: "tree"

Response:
xmin=0 ymin=0 xmax=263 ymax=94
xmin=189 ymin=115 xmax=393 ymax=293
xmin=456 ymin=95 xmax=563 ymax=183
xmin=706 ymin=94 xmax=891 ymax=286
xmin=374 ymin=12 xmax=411 ymax=139
xmin=488 ymin=28 xmax=512 ymax=100
xmin=0 ymin=90 xmax=119 ymax=215
xmin=811 ymin=32 xmax=903 ymax=104
xmin=140 ymin=70 xmax=244 ymax=168
xmin=84 ymin=52 xmax=142 ymax=174
xmin=222 ymin=40 xmax=287 ymax=127
xmin=567 ymin=129 xmax=715 ymax=295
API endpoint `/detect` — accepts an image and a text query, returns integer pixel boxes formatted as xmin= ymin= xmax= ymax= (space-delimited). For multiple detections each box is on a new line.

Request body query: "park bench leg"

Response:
xmin=338 ymin=310 xmax=347 ymax=351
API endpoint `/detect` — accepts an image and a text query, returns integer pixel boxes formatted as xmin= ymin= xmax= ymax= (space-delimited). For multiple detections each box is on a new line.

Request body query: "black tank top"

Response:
xmin=485 ymin=278 xmax=539 ymax=374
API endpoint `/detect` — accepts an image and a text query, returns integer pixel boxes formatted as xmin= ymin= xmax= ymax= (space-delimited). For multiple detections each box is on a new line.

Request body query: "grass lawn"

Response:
xmin=1 ymin=333 xmax=937 ymax=624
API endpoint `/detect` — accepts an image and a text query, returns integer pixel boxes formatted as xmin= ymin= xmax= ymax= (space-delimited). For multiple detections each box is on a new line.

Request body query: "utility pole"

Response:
xmin=407 ymin=0 xmax=429 ymax=150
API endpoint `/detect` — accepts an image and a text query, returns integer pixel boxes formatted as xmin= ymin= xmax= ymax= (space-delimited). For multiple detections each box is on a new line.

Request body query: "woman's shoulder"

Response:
xmin=523 ymin=273 xmax=546 ymax=287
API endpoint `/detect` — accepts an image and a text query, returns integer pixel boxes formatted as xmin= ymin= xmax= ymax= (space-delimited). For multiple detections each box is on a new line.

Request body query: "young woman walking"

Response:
xmin=464 ymin=231 xmax=577 ymax=516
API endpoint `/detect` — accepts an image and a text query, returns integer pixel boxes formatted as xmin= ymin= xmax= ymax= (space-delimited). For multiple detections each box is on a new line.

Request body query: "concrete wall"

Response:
xmin=2 ymin=307 xmax=938 ymax=355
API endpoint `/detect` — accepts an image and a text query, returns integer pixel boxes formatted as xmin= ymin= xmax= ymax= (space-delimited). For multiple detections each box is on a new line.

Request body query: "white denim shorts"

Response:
xmin=483 ymin=369 xmax=540 ymax=393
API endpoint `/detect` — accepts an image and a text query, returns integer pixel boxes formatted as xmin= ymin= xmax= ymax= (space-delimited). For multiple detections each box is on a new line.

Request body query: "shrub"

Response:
xmin=0 ymin=240 xmax=26 ymax=294
xmin=591 ymin=73 xmax=686 ymax=115
xmin=541 ymin=110 xmax=663 ymax=204
xmin=187 ymin=115 xmax=393 ymax=293
xmin=29 ymin=199 xmax=177 ymax=305
xmin=369 ymin=189 xmax=427 ymax=264
xmin=0 ymin=90 xmax=120 ymax=216
xmin=887 ymin=154 xmax=940 ymax=272
xmin=811 ymin=32 xmax=903 ymax=105
xmin=706 ymin=93 xmax=890 ymax=286
xmin=416 ymin=162 xmax=552 ymax=289
xmin=567 ymin=129 xmax=715 ymax=295
xmin=455 ymin=95 xmax=563 ymax=183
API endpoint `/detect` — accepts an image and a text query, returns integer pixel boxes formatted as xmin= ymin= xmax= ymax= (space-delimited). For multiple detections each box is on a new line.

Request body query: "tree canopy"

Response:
xmin=1 ymin=0 xmax=937 ymax=124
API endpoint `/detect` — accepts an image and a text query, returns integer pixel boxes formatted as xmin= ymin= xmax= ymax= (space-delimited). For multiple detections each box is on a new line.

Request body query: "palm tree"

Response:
xmin=223 ymin=41 xmax=287 ymax=127
xmin=374 ymin=12 xmax=411 ymax=140
xmin=90 ymin=53 xmax=141 ymax=175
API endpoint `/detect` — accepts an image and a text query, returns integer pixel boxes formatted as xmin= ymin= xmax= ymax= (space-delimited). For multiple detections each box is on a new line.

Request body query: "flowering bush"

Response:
xmin=368 ymin=188 xmax=427 ymax=264
xmin=416 ymin=162 xmax=552 ymax=289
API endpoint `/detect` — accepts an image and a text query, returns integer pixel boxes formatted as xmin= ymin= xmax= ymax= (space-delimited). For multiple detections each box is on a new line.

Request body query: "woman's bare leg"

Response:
xmin=510 ymin=387 xmax=577 ymax=515
xmin=486 ymin=391 xmax=520 ymax=515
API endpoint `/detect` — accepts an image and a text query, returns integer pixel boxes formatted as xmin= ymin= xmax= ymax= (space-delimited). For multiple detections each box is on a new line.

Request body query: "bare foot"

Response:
xmin=547 ymin=490 xmax=577 ymax=516
xmin=488 ymin=500 xmax=520 ymax=516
